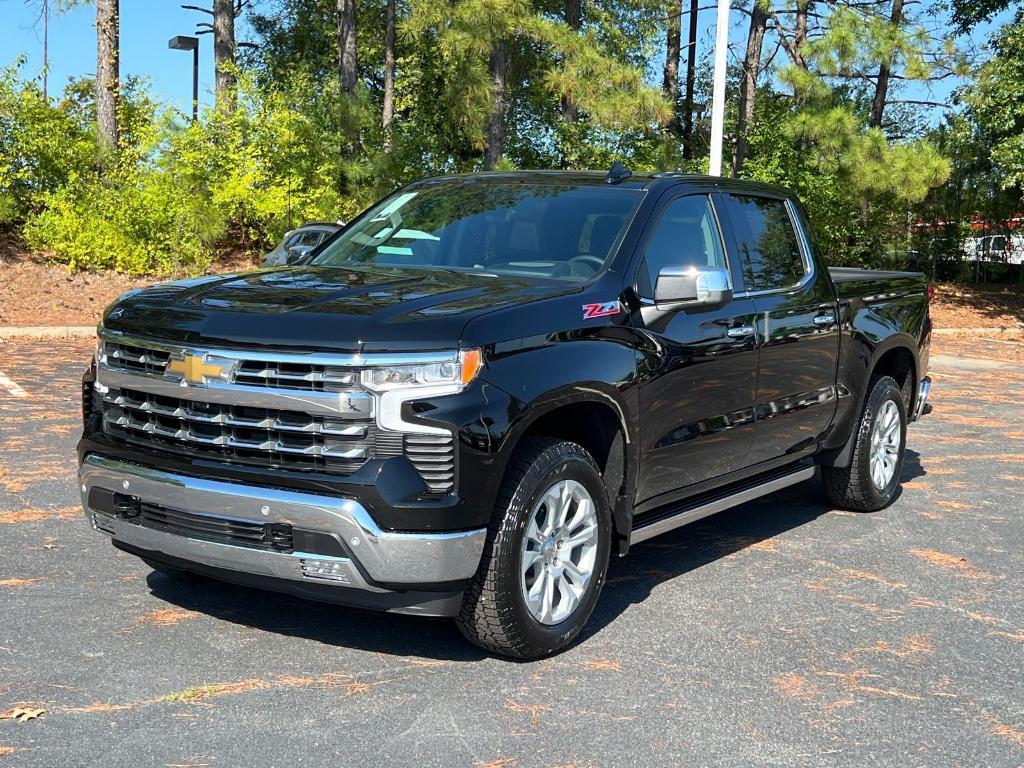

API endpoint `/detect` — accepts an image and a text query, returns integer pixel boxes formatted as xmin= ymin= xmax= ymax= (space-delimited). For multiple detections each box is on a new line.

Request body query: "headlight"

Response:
xmin=361 ymin=349 xmax=482 ymax=392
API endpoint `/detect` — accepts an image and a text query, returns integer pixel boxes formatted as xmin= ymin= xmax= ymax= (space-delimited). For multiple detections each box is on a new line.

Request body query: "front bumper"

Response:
xmin=79 ymin=455 xmax=487 ymax=616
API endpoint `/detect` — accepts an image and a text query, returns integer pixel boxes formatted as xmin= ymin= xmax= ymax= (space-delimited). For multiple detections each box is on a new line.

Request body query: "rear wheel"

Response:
xmin=822 ymin=375 xmax=907 ymax=511
xmin=456 ymin=437 xmax=612 ymax=659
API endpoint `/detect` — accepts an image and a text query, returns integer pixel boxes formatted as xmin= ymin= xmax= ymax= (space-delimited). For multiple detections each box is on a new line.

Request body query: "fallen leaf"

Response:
xmin=0 ymin=707 xmax=44 ymax=723
xmin=584 ymin=659 xmax=622 ymax=671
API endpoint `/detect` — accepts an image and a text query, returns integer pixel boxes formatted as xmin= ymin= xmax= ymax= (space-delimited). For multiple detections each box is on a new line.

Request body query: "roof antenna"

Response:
xmin=604 ymin=161 xmax=632 ymax=184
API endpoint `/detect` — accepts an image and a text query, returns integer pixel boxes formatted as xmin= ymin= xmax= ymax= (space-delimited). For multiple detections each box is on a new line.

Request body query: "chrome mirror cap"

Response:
xmin=654 ymin=265 xmax=733 ymax=309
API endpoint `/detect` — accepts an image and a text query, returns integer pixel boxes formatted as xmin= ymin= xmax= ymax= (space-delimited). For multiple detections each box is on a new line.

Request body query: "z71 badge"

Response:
xmin=582 ymin=301 xmax=622 ymax=319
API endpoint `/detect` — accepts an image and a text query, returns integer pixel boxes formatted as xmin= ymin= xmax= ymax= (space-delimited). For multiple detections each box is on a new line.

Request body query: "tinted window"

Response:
xmin=297 ymin=230 xmax=325 ymax=247
xmin=312 ymin=180 xmax=643 ymax=282
xmin=725 ymin=195 xmax=805 ymax=291
xmin=640 ymin=195 xmax=725 ymax=292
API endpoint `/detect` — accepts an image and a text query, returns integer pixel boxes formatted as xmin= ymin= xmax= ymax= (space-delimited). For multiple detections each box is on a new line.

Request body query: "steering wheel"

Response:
xmin=568 ymin=255 xmax=605 ymax=273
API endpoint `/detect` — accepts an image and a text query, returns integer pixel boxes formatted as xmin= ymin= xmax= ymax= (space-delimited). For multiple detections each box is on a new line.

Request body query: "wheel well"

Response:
xmin=520 ymin=401 xmax=626 ymax=494
xmin=872 ymin=346 xmax=916 ymax=406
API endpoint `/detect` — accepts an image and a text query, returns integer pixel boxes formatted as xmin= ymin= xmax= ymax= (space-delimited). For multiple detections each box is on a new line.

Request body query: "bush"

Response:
xmin=23 ymin=169 xmax=224 ymax=275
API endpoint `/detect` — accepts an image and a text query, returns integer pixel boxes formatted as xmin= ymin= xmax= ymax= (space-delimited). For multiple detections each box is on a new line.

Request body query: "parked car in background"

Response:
xmin=262 ymin=222 xmax=343 ymax=267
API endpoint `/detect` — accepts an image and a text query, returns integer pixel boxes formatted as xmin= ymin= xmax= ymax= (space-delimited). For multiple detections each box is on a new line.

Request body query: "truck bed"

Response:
xmin=828 ymin=266 xmax=927 ymax=302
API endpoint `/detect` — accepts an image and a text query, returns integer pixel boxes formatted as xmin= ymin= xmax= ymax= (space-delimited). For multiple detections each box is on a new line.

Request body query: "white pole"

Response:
xmin=708 ymin=0 xmax=730 ymax=176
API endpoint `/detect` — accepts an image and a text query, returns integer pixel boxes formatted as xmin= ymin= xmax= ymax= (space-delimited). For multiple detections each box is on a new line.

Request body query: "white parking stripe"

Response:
xmin=0 ymin=371 xmax=30 ymax=398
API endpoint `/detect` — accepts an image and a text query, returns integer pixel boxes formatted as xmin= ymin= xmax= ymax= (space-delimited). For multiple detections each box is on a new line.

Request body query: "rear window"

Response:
xmin=312 ymin=179 xmax=644 ymax=281
xmin=723 ymin=195 xmax=806 ymax=291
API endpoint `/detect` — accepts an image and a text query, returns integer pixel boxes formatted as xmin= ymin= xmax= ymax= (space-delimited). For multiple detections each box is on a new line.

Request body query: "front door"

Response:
xmin=716 ymin=194 xmax=841 ymax=464
xmin=632 ymin=192 xmax=759 ymax=507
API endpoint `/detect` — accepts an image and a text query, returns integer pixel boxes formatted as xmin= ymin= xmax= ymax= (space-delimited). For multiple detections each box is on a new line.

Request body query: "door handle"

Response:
xmin=812 ymin=313 xmax=835 ymax=327
xmin=727 ymin=325 xmax=755 ymax=339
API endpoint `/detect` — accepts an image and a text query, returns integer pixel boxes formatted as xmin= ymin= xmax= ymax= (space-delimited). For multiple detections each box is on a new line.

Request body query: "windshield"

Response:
xmin=311 ymin=178 xmax=644 ymax=282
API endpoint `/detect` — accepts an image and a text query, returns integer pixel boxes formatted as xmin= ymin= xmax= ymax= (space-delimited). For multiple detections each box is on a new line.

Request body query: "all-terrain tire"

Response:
xmin=456 ymin=437 xmax=612 ymax=659
xmin=822 ymin=375 xmax=907 ymax=511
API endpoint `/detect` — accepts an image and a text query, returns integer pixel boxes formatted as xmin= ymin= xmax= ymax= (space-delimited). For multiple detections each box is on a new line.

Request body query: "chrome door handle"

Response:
xmin=727 ymin=325 xmax=755 ymax=339
xmin=812 ymin=313 xmax=835 ymax=327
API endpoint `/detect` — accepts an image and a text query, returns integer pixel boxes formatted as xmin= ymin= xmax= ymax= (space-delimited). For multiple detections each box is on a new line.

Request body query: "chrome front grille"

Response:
xmin=101 ymin=340 xmax=361 ymax=393
xmin=94 ymin=335 xmax=458 ymax=493
xmin=101 ymin=341 xmax=171 ymax=376
xmin=101 ymin=387 xmax=375 ymax=472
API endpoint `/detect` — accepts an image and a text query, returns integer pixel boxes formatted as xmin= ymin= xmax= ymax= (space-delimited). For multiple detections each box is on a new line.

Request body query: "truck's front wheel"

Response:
xmin=457 ymin=437 xmax=612 ymax=659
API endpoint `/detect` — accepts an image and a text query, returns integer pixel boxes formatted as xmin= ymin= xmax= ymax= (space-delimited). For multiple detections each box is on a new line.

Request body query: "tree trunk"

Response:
xmin=870 ymin=0 xmax=904 ymax=129
xmin=732 ymin=0 xmax=768 ymax=175
xmin=681 ymin=0 xmax=698 ymax=159
xmin=663 ymin=0 xmax=681 ymax=137
xmin=213 ymin=0 xmax=236 ymax=108
xmin=484 ymin=39 xmax=507 ymax=170
xmin=560 ymin=0 xmax=581 ymax=167
xmin=382 ymin=0 xmax=395 ymax=148
xmin=95 ymin=0 xmax=119 ymax=152
xmin=338 ymin=0 xmax=358 ymax=96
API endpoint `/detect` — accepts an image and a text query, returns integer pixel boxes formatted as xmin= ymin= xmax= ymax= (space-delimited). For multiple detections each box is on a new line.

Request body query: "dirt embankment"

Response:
xmin=0 ymin=236 xmax=259 ymax=327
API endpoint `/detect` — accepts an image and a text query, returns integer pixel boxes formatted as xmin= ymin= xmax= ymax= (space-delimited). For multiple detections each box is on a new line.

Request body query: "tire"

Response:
xmin=456 ymin=437 xmax=612 ymax=659
xmin=822 ymin=375 xmax=908 ymax=511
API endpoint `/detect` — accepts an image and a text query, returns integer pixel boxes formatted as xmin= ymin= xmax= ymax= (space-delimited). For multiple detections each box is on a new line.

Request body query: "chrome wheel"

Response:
xmin=869 ymin=399 xmax=902 ymax=490
xmin=520 ymin=479 xmax=599 ymax=625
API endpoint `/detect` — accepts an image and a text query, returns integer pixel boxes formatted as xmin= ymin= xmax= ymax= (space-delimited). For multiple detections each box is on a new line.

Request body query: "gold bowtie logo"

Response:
xmin=165 ymin=354 xmax=227 ymax=385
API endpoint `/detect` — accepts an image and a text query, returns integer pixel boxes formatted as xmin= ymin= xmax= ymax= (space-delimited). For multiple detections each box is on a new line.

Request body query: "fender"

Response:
xmin=474 ymin=332 xmax=642 ymax=549
xmin=818 ymin=327 xmax=921 ymax=468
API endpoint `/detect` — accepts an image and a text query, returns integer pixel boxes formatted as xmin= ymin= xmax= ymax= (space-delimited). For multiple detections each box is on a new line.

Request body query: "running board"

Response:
xmin=629 ymin=465 xmax=817 ymax=545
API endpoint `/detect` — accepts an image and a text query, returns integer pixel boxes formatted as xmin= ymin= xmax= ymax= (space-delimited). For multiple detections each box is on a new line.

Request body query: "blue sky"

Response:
xmin=0 ymin=0 xmax=1008 ymax=125
xmin=1 ymin=0 xmax=253 ymax=112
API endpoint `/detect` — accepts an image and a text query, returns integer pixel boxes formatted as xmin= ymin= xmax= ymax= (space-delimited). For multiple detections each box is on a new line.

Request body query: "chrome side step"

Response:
xmin=629 ymin=465 xmax=817 ymax=545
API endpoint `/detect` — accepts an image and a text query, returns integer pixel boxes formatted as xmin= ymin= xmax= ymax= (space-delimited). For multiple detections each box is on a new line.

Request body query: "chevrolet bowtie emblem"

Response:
xmin=165 ymin=354 xmax=230 ymax=386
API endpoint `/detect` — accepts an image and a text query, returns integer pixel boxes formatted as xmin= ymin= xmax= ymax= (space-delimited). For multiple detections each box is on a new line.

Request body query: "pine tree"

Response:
xmin=95 ymin=0 xmax=118 ymax=152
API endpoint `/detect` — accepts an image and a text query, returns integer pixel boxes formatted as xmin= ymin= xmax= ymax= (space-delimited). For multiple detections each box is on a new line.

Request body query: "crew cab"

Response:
xmin=79 ymin=169 xmax=932 ymax=658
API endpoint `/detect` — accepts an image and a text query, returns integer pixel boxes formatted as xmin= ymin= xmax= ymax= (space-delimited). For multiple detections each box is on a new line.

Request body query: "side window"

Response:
xmin=725 ymin=195 xmax=806 ymax=291
xmin=641 ymin=195 xmax=725 ymax=293
xmin=297 ymin=230 xmax=324 ymax=247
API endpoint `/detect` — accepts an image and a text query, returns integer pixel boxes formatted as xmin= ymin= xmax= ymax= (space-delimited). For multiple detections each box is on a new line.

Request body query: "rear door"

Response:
xmin=632 ymin=191 xmax=759 ymax=506
xmin=717 ymin=194 xmax=840 ymax=465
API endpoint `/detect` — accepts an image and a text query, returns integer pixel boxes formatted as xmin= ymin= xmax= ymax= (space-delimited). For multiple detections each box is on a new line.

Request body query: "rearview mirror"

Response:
xmin=285 ymin=244 xmax=314 ymax=264
xmin=655 ymin=266 xmax=732 ymax=309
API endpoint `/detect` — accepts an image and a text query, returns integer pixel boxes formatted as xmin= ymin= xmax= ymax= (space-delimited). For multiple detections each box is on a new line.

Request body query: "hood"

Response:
xmin=101 ymin=265 xmax=579 ymax=353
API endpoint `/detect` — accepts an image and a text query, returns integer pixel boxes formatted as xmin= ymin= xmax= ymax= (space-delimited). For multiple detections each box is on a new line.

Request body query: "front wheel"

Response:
xmin=822 ymin=375 xmax=907 ymax=511
xmin=456 ymin=437 xmax=612 ymax=659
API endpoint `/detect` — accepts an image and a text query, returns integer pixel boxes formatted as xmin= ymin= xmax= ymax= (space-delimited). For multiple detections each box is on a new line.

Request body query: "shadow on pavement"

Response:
xmin=147 ymin=463 xmax=923 ymax=662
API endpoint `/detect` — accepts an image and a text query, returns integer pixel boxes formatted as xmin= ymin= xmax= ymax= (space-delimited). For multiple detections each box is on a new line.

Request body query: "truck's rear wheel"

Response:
xmin=456 ymin=437 xmax=611 ymax=659
xmin=822 ymin=375 xmax=907 ymax=511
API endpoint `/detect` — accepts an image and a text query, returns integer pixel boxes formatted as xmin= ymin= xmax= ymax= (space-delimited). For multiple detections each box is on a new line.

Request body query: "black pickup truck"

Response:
xmin=79 ymin=169 xmax=931 ymax=658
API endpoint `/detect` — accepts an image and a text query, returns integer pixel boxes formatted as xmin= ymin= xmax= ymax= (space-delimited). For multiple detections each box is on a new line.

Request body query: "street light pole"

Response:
xmin=168 ymin=35 xmax=200 ymax=122
xmin=708 ymin=0 xmax=730 ymax=177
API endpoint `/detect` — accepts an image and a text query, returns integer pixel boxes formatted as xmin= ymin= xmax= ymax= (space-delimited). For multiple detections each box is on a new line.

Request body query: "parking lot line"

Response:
xmin=0 ymin=370 xmax=30 ymax=398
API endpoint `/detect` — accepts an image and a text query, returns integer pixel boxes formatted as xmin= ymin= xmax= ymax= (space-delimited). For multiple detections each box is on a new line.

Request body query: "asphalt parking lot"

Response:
xmin=1 ymin=336 xmax=1022 ymax=767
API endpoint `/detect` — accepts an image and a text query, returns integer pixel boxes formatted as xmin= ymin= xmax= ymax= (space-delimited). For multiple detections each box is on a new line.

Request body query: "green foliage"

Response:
xmin=969 ymin=20 xmax=1024 ymax=189
xmin=0 ymin=61 xmax=94 ymax=223
xmin=0 ymin=0 xmax=984 ymax=277
xmin=23 ymin=169 xmax=221 ymax=274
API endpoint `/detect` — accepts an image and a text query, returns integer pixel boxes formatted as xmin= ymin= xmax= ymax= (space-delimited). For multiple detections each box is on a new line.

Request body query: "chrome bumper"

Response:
xmin=912 ymin=376 xmax=932 ymax=422
xmin=78 ymin=455 xmax=486 ymax=615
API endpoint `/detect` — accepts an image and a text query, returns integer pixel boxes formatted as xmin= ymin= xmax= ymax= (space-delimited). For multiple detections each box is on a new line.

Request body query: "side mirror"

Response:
xmin=654 ymin=266 xmax=732 ymax=309
xmin=285 ymin=244 xmax=314 ymax=264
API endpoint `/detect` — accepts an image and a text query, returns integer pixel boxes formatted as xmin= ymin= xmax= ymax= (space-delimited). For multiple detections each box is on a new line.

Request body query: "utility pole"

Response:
xmin=708 ymin=0 xmax=730 ymax=176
